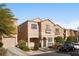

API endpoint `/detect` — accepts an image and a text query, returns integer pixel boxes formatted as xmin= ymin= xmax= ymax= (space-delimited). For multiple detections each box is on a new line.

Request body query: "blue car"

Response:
xmin=59 ymin=42 xmax=76 ymax=52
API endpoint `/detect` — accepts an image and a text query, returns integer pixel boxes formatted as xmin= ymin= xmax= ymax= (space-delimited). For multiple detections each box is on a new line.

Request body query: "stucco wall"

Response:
xmin=41 ymin=20 xmax=55 ymax=45
xmin=2 ymin=37 xmax=16 ymax=48
xmin=28 ymin=22 xmax=39 ymax=48
xmin=28 ymin=22 xmax=39 ymax=37
xmin=54 ymin=25 xmax=64 ymax=38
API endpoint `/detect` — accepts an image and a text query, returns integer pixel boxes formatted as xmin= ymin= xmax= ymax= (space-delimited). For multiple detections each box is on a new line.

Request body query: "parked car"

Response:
xmin=59 ymin=42 xmax=76 ymax=52
xmin=74 ymin=43 xmax=79 ymax=50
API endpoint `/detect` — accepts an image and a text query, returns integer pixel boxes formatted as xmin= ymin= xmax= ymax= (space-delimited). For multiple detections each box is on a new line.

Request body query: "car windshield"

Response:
xmin=64 ymin=43 xmax=74 ymax=47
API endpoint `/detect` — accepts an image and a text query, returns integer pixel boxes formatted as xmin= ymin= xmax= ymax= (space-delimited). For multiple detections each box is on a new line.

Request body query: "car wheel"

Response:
xmin=66 ymin=49 xmax=69 ymax=52
xmin=59 ymin=49 xmax=61 ymax=52
xmin=72 ymin=48 xmax=75 ymax=51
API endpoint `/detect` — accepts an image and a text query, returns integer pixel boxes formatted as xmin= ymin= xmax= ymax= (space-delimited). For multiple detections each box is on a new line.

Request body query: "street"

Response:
xmin=33 ymin=50 xmax=79 ymax=56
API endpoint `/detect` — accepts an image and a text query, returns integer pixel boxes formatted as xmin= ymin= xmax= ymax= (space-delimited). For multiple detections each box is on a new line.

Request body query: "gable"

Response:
xmin=42 ymin=19 xmax=55 ymax=25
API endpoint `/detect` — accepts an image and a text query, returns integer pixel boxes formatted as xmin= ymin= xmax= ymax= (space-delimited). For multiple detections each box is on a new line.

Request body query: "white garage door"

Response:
xmin=2 ymin=38 xmax=16 ymax=48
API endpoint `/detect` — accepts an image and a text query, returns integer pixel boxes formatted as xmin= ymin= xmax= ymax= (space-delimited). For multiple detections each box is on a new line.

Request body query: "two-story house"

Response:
xmin=54 ymin=24 xmax=64 ymax=38
xmin=18 ymin=18 xmax=79 ymax=49
xmin=64 ymin=29 xmax=78 ymax=41
xmin=18 ymin=18 xmax=55 ymax=48
xmin=40 ymin=19 xmax=55 ymax=48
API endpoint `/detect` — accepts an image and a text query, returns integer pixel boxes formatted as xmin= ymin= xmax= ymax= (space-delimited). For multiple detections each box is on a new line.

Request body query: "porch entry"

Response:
xmin=42 ymin=37 xmax=47 ymax=48
xmin=30 ymin=38 xmax=40 ymax=48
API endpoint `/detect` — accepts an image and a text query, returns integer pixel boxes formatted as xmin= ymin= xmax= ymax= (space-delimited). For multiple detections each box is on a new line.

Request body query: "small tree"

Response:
xmin=17 ymin=40 xmax=29 ymax=51
xmin=54 ymin=36 xmax=64 ymax=49
xmin=54 ymin=36 xmax=64 ymax=45
xmin=0 ymin=4 xmax=16 ymax=41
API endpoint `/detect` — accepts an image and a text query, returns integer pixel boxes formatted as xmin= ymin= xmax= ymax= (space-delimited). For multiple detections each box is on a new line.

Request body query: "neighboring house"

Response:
xmin=18 ymin=18 xmax=79 ymax=49
xmin=54 ymin=24 xmax=64 ymax=38
xmin=40 ymin=19 xmax=55 ymax=48
xmin=2 ymin=18 xmax=17 ymax=48
xmin=64 ymin=29 xmax=78 ymax=41
xmin=64 ymin=29 xmax=71 ymax=39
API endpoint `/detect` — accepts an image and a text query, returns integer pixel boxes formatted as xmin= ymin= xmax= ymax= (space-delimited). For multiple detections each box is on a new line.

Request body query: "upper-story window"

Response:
xmin=45 ymin=25 xmax=51 ymax=34
xmin=46 ymin=25 xmax=51 ymax=31
xmin=55 ymin=28 xmax=60 ymax=35
xmin=31 ymin=24 xmax=37 ymax=29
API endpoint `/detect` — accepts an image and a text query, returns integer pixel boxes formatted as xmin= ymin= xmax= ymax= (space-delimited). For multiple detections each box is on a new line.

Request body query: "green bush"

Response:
xmin=0 ymin=48 xmax=7 ymax=56
xmin=66 ymin=36 xmax=77 ymax=43
xmin=52 ymin=43 xmax=62 ymax=49
xmin=54 ymin=36 xmax=64 ymax=44
xmin=0 ymin=42 xmax=3 ymax=48
xmin=54 ymin=36 xmax=64 ymax=49
xmin=18 ymin=40 xmax=29 ymax=51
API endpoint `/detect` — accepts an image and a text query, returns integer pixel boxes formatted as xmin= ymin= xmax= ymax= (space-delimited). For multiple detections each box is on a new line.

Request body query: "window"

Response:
xmin=45 ymin=25 xmax=51 ymax=34
xmin=46 ymin=25 xmax=51 ymax=31
xmin=31 ymin=24 xmax=37 ymax=29
xmin=48 ymin=37 xmax=52 ymax=42
xmin=55 ymin=28 xmax=60 ymax=35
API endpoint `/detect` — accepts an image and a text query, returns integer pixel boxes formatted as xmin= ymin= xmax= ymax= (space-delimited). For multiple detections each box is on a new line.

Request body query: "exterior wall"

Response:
xmin=18 ymin=21 xmax=28 ymax=42
xmin=2 ymin=37 xmax=16 ymax=48
xmin=28 ymin=22 xmax=39 ymax=48
xmin=54 ymin=24 xmax=64 ymax=38
xmin=65 ymin=29 xmax=71 ymax=38
xmin=41 ymin=20 xmax=55 ymax=47
xmin=65 ymin=29 xmax=78 ymax=40
xmin=28 ymin=22 xmax=39 ymax=38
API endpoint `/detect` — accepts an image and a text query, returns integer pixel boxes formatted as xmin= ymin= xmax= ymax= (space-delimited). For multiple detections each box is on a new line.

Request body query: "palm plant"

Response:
xmin=0 ymin=3 xmax=16 ymax=41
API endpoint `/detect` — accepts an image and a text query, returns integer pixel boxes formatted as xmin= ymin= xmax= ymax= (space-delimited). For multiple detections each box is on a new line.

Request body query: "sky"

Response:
xmin=6 ymin=3 xmax=79 ymax=30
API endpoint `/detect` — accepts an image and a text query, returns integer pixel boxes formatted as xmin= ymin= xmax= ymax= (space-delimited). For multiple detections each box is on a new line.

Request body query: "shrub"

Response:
xmin=54 ymin=36 xmax=64 ymax=44
xmin=0 ymin=48 xmax=7 ymax=56
xmin=66 ymin=36 xmax=77 ymax=43
xmin=18 ymin=40 xmax=29 ymax=51
xmin=54 ymin=36 xmax=64 ymax=49
xmin=0 ymin=42 xmax=3 ymax=48
xmin=52 ymin=43 xmax=62 ymax=49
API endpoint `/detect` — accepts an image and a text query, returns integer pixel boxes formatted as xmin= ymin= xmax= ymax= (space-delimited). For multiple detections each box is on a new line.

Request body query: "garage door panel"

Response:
xmin=2 ymin=38 xmax=16 ymax=48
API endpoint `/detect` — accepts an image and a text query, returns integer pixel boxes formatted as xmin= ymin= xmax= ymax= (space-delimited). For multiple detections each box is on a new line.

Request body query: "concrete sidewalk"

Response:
xmin=25 ymin=50 xmax=55 ymax=56
xmin=5 ymin=47 xmax=55 ymax=56
xmin=6 ymin=47 xmax=27 ymax=56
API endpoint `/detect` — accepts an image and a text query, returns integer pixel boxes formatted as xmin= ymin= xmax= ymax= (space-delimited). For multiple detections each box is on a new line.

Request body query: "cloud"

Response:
xmin=55 ymin=19 xmax=79 ymax=30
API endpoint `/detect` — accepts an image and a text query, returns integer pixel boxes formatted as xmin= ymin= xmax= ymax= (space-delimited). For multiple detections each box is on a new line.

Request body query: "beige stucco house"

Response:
xmin=64 ymin=29 xmax=78 ymax=41
xmin=40 ymin=19 xmax=55 ymax=48
xmin=18 ymin=18 xmax=79 ymax=49
xmin=54 ymin=24 xmax=64 ymax=38
xmin=18 ymin=18 xmax=56 ymax=48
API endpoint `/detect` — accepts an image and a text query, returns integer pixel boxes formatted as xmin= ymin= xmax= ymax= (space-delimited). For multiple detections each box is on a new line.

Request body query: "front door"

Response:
xmin=43 ymin=37 xmax=46 ymax=47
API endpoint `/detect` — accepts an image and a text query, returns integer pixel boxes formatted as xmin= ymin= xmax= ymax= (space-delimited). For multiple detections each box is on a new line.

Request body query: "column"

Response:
xmin=46 ymin=39 xmax=48 ymax=48
xmin=41 ymin=39 xmax=43 ymax=48
xmin=28 ymin=37 xmax=30 ymax=48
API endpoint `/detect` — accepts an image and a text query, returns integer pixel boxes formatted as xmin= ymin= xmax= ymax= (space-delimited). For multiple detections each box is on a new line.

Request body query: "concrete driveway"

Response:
xmin=33 ymin=51 xmax=70 ymax=56
xmin=6 ymin=47 xmax=27 ymax=56
xmin=33 ymin=50 xmax=79 ymax=56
